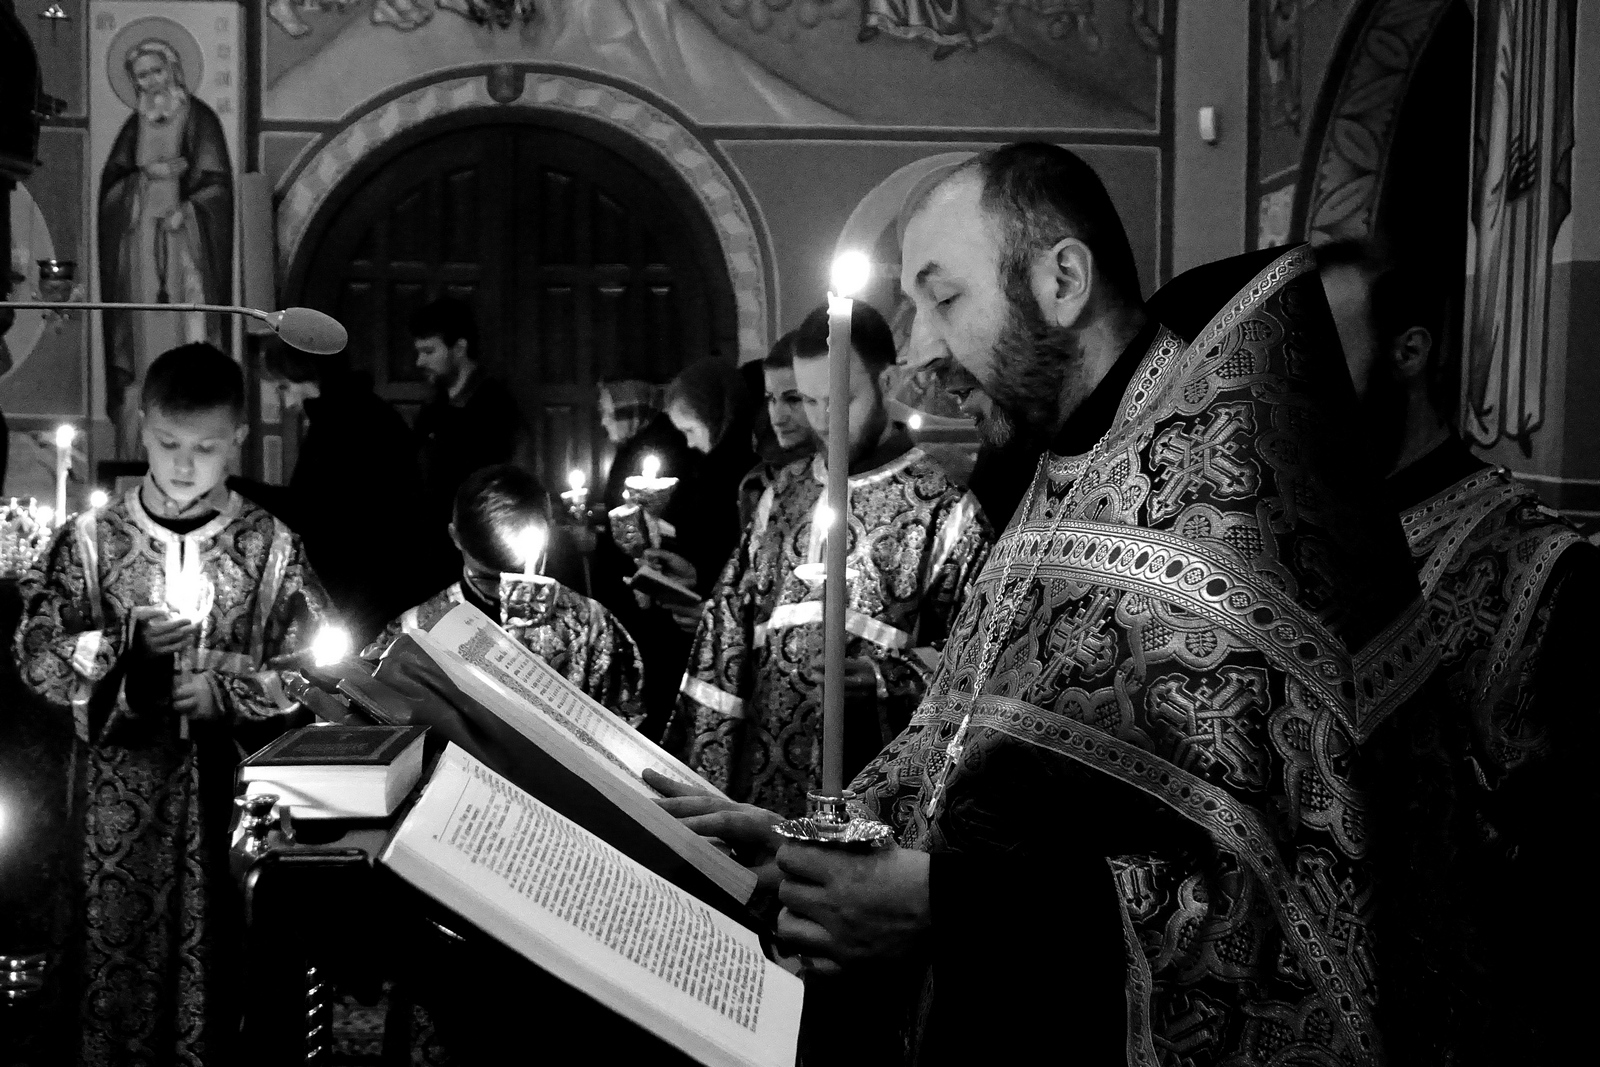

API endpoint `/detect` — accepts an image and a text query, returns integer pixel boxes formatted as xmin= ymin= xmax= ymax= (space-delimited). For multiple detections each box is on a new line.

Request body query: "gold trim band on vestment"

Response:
xmin=680 ymin=675 xmax=746 ymax=718
xmin=917 ymin=691 xmax=1381 ymax=1062
xmin=756 ymin=603 xmax=912 ymax=651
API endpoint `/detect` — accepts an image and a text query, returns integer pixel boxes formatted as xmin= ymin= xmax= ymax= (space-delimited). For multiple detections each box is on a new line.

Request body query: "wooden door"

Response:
xmin=294 ymin=118 xmax=737 ymax=491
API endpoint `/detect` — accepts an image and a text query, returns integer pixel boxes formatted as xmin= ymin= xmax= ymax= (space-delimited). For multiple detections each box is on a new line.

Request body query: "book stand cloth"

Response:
xmin=229 ymin=815 xmax=705 ymax=1064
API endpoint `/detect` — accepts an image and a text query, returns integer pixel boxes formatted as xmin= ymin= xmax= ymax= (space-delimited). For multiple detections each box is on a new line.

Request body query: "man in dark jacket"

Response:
xmin=410 ymin=297 xmax=521 ymax=534
xmin=255 ymin=345 xmax=436 ymax=642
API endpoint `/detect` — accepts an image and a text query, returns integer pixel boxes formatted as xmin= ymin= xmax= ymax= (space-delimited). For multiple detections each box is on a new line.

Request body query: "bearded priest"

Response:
xmin=649 ymin=142 xmax=1433 ymax=1067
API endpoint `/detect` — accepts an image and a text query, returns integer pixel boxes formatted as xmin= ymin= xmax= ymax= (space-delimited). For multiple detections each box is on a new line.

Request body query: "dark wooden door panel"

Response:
xmin=297 ymin=118 xmax=735 ymax=494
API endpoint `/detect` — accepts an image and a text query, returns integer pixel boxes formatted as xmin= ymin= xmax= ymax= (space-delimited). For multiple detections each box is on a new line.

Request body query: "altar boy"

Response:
xmin=665 ymin=302 xmax=993 ymax=817
xmin=15 ymin=342 xmax=330 ymax=1066
xmin=362 ymin=464 xmax=646 ymax=725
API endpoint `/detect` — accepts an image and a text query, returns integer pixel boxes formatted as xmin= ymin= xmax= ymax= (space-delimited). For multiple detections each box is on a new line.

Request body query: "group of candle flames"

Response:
xmin=2 ymin=255 xmax=876 ymax=722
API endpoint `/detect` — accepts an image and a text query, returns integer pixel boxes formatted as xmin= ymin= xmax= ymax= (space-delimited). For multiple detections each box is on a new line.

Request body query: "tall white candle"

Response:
xmin=821 ymin=250 xmax=871 ymax=797
xmin=53 ymin=424 xmax=75 ymax=524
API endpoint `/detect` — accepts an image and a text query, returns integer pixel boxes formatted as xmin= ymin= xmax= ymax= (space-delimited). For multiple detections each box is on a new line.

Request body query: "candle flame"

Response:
xmin=830 ymin=250 xmax=871 ymax=298
xmin=165 ymin=564 xmax=213 ymax=623
xmin=54 ymin=424 xmax=76 ymax=449
xmin=816 ymin=504 xmax=836 ymax=530
xmin=641 ymin=454 xmax=661 ymax=482
xmin=567 ymin=468 xmax=586 ymax=491
xmin=908 ymin=413 xmax=923 ymax=431
xmin=36 ymin=504 xmax=54 ymax=526
xmin=88 ymin=489 xmax=109 ymax=509
xmin=310 ymin=626 xmax=352 ymax=667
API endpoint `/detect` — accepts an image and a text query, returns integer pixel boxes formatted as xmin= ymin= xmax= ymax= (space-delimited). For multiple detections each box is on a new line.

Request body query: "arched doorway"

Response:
xmin=1297 ymin=0 xmax=1474 ymax=421
xmin=284 ymin=111 xmax=740 ymax=488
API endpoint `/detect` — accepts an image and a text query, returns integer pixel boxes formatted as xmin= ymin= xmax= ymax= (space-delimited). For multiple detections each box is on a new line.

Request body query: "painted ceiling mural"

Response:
xmin=262 ymin=0 xmax=1165 ymax=129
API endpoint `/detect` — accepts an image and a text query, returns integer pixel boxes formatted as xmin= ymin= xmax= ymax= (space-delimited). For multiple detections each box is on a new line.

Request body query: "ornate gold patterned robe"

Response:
xmin=1371 ymin=455 xmax=1594 ymax=1065
xmin=850 ymin=247 xmax=1431 ymax=1066
xmin=668 ymin=449 xmax=991 ymax=817
xmin=14 ymin=489 xmax=328 ymax=1067
xmin=363 ymin=580 xmax=646 ymax=726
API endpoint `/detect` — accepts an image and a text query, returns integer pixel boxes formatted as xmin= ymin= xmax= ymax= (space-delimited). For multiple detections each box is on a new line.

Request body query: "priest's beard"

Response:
xmin=979 ymin=277 xmax=1091 ymax=449
xmin=138 ymin=83 xmax=188 ymax=125
xmin=1359 ymin=360 xmax=1411 ymax=474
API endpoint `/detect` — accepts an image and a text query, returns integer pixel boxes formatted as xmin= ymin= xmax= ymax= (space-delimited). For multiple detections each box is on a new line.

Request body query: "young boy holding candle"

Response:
xmin=362 ymin=463 xmax=646 ymax=725
xmin=664 ymin=302 xmax=994 ymax=818
xmin=14 ymin=342 xmax=330 ymax=1065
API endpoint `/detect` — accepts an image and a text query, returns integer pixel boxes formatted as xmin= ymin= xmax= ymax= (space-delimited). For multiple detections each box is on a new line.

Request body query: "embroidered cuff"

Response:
xmin=680 ymin=675 xmax=745 ymax=718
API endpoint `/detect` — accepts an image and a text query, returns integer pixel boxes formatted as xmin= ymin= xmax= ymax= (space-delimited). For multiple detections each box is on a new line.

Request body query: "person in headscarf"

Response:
xmin=647 ymin=358 xmax=761 ymax=606
xmin=598 ymin=379 xmax=692 ymax=513
xmin=618 ymin=360 xmax=758 ymax=735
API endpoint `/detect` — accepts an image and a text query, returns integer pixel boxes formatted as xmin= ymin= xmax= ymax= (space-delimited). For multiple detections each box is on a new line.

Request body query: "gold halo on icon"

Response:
xmin=105 ymin=17 xmax=205 ymax=111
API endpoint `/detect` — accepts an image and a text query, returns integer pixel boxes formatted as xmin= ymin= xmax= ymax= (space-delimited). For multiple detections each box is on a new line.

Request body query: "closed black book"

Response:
xmin=240 ymin=725 xmax=428 ymax=818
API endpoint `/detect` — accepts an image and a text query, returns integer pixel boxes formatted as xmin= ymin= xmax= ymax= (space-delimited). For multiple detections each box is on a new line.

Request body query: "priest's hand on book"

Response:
xmin=773 ymin=844 xmax=931 ymax=975
xmin=131 ymin=605 xmax=196 ymax=659
xmin=645 ymin=768 xmax=785 ymax=895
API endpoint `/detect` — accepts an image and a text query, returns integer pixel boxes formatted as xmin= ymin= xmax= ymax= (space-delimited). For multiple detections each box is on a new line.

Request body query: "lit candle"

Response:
xmin=821 ymin=250 xmax=870 ymax=797
xmin=562 ymin=468 xmax=589 ymax=516
xmin=165 ymin=550 xmax=214 ymax=624
xmin=88 ymin=488 xmax=109 ymax=510
xmin=53 ymin=424 xmax=75 ymax=523
xmin=908 ymin=412 xmax=924 ymax=431
xmin=641 ymin=454 xmax=661 ymax=483
xmin=517 ymin=524 xmax=548 ymax=578
xmin=310 ymin=626 xmax=352 ymax=668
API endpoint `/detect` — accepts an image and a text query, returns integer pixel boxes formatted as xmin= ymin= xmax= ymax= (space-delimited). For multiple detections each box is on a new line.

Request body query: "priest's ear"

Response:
xmin=1389 ymin=326 xmax=1433 ymax=383
xmin=1029 ymin=237 xmax=1095 ymax=330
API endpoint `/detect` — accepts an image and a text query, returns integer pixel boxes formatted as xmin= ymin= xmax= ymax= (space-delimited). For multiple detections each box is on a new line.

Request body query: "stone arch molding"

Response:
xmin=276 ymin=68 xmax=771 ymax=359
xmin=1295 ymin=0 xmax=1459 ymax=244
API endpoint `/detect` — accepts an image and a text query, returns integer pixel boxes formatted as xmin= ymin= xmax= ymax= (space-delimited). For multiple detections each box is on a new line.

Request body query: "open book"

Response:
xmin=384 ymin=745 xmax=802 ymax=1067
xmin=402 ymin=603 xmax=757 ymax=905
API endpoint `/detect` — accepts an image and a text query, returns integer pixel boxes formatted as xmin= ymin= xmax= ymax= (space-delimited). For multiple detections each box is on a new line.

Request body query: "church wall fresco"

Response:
xmin=6 ymin=0 xmax=1181 ymax=485
xmin=260 ymin=0 xmax=1175 ymax=375
xmin=1247 ymin=0 xmax=1359 ymax=249
xmin=89 ymin=1 xmax=243 ymax=457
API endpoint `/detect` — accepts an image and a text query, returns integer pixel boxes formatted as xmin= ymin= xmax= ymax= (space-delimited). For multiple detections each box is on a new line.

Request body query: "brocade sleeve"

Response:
xmin=662 ymin=515 xmax=761 ymax=784
xmin=213 ymin=524 xmax=331 ymax=725
xmin=13 ymin=520 xmax=131 ymax=741
xmin=574 ymin=598 xmax=648 ymax=729
xmin=874 ymin=491 xmax=994 ymax=745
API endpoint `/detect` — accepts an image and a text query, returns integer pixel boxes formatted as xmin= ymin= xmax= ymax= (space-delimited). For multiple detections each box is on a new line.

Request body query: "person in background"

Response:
xmin=410 ymin=297 xmax=520 ymax=544
xmin=364 ymin=463 xmax=644 ymax=721
xmin=598 ymin=378 xmax=692 ymax=513
xmin=647 ymin=358 xmax=759 ymax=607
xmin=736 ymin=331 xmax=815 ymax=528
xmin=249 ymin=343 xmax=435 ymax=644
xmin=15 ymin=342 xmax=328 ymax=1066
xmin=666 ymin=301 xmax=992 ymax=817
xmin=1311 ymin=239 xmax=1594 ymax=1066
xmin=616 ymin=360 xmax=756 ymax=734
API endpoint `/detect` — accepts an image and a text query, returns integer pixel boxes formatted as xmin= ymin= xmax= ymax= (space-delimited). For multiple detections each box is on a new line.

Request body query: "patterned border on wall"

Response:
xmin=1295 ymin=0 xmax=1457 ymax=243
xmin=274 ymin=69 xmax=770 ymax=359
